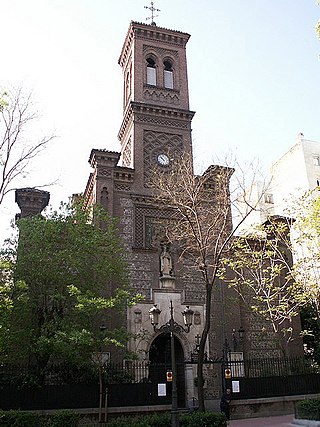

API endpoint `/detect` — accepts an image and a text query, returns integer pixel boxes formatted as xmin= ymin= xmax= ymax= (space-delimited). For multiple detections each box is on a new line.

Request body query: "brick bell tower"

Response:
xmin=118 ymin=21 xmax=195 ymax=190
xmin=82 ymin=21 xmax=211 ymax=402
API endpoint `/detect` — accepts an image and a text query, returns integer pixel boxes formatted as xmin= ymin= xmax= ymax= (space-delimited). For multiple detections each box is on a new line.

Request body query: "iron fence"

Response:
xmin=236 ymin=356 xmax=318 ymax=378
xmin=1 ymin=357 xmax=320 ymax=410
xmin=0 ymin=361 xmax=173 ymax=386
xmin=0 ymin=363 xmax=98 ymax=386
xmin=0 ymin=361 xmax=177 ymax=410
xmin=221 ymin=356 xmax=320 ymax=399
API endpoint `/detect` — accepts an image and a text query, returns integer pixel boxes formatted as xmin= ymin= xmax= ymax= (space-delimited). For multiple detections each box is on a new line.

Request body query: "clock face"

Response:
xmin=157 ymin=153 xmax=170 ymax=166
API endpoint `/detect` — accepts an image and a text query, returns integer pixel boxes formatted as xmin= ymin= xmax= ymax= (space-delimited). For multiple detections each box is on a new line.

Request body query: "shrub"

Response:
xmin=0 ymin=410 xmax=40 ymax=427
xmin=181 ymin=412 xmax=227 ymax=427
xmin=0 ymin=410 xmax=227 ymax=427
xmin=106 ymin=411 xmax=226 ymax=427
xmin=296 ymin=399 xmax=320 ymax=420
xmin=47 ymin=410 xmax=80 ymax=427
xmin=0 ymin=410 xmax=80 ymax=427
xmin=106 ymin=414 xmax=156 ymax=427
xmin=147 ymin=413 xmax=171 ymax=427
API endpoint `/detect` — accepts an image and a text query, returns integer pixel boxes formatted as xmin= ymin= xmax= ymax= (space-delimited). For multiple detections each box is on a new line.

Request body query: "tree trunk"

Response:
xmin=197 ymin=282 xmax=212 ymax=412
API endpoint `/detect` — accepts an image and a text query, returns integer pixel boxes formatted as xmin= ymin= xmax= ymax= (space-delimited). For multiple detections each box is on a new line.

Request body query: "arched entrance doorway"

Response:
xmin=149 ymin=333 xmax=186 ymax=408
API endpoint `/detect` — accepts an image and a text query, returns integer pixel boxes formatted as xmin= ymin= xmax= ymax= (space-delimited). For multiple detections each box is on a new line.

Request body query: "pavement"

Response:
xmin=228 ymin=414 xmax=295 ymax=427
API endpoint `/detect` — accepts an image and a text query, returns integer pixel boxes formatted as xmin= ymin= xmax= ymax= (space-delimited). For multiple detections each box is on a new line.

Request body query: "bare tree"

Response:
xmin=287 ymin=189 xmax=320 ymax=323
xmin=222 ymin=217 xmax=303 ymax=347
xmin=151 ymin=153 xmax=268 ymax=411
xmin=0 ymin=87 xmax=55 ymax=206
xmin=222 ymin=187 xmax=320 ymax=357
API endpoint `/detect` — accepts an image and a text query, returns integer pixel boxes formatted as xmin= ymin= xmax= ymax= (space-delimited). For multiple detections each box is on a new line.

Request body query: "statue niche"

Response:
xmin=159 ymin=244 xmax=175 ymax=289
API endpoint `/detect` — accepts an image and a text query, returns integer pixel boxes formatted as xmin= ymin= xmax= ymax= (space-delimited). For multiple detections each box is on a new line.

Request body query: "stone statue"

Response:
xmin=160 ymin=244 xmax=173 ymax=277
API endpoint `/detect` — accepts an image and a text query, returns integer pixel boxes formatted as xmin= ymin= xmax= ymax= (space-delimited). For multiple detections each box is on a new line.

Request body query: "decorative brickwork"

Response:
xmin=144 ymin=87 xmax=180 ymax=105
xmin=244 ymin=295 xmax=283 ymax=358
xmin=136 ymin=115 xmax=189 ymax=129
xmin=134 ymin=203 xmax=177 ymax=248
xmin=122 ymin=137 xmax=132 ymax=167
xmin=184 ymin=290 xmax=206 ymax=304
xmin=15 ymin=188 xmax=50 ymax=219
xmin=97 ymin=168 xmax=112 ymax=178
xmin=143 ymin=44 xmax=179 ymax=59
xmin=119 ymin=197 xmax=155 ymax=300
xmin=114 ymin=169 xmax=134 ymax=182
xmin=118 ymin=102 xmax=194 ymax=141
xmin=143 ymin=130 xmax=183 ymax=185
xmin=145 ymin=217 xmax=174 ymax=248
xmin=118 ymin=22 xmax=190 ymax=69
xmin=114 ymin=183 xmax=132 ymax=192
xmin=119 ymin=197 xmax=134 ymax=250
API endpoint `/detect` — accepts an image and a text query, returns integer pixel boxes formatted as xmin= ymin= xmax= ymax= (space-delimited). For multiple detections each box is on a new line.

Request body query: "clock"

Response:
xmin=157 ymin=153 xmax=170 ymax=166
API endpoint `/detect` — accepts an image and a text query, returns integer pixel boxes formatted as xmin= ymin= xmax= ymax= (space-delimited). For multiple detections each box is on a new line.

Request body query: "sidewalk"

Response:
xmin=228 ymin=414 xmax=295 ymax=427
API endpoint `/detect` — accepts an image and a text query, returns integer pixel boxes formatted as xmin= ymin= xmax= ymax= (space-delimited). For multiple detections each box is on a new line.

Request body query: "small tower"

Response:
xmin=15 ymin=188 xmax=50 ymax=219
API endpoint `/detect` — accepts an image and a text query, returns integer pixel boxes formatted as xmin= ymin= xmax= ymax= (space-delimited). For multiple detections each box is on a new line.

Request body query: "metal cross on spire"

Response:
xmin=144 ymin=1 xmax=160 ymax=26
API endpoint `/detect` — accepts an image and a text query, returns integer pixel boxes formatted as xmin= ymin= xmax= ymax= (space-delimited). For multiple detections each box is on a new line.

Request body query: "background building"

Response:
xmin=271 ymin=133 xmax=320 ymax=215
xmin=239 ymin=133 xmax=320 ymax=230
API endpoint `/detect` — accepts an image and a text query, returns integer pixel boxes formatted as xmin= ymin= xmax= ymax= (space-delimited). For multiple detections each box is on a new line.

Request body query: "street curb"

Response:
xmin=292 ymin=419 xmax=320 ymax=427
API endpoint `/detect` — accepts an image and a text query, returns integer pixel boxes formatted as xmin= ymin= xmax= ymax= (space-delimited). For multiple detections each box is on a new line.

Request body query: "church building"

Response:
xmin=79 ymin=20 xmax=240 ymax=405
xmin=79 ymin=19 xmax=302 ymax=406
xmin=15 ymin=19 xmax=303 ymax=410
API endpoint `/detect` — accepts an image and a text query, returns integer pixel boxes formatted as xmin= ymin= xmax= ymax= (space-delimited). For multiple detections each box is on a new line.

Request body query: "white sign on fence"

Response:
xmin=232 ymin=380 xmax=240 ymax=393
xmin=158 ymin=383 xmax=167 ymax=396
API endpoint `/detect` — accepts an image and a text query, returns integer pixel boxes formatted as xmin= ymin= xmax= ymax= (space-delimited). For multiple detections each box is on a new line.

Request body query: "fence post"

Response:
xmin=104 ymin=386 xmax=108 ymax=423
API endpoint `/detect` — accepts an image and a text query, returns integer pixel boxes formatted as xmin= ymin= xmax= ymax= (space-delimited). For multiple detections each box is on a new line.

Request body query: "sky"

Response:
xmin=1 ymin=0 xmax=319 ymax=242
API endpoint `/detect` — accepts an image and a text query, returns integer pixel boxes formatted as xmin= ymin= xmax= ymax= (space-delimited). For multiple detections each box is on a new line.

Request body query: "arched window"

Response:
xmin=163 ymin=59 xmax=173 ymax=89
xmin=146 ymin=57 xmax=157 ymax=86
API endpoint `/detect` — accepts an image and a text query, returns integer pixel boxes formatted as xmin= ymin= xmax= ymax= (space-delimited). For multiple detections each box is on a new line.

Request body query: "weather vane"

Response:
xmin=144 ymin=1 xmax=160 ymax=26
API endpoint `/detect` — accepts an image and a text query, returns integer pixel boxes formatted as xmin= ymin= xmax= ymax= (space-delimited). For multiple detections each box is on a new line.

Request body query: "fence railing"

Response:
xmin=224 ymin=356 xmax=319 ymax=378
xmin=221 ymin=356 xmax=320 ymax=399
xmin=0 ymin=361 xmax=185 ymax=385
xmin=0 ymin=363 xmax=98 ymax=386
xmin=0 ymin=357 xmax=320 ymax=409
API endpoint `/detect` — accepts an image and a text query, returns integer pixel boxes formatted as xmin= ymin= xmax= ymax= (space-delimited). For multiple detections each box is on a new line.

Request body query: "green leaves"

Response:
xmin=1 ymin=200 xmax=138 ymax=367
xmin=0 ymin=91 xmax=8 ymax=112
